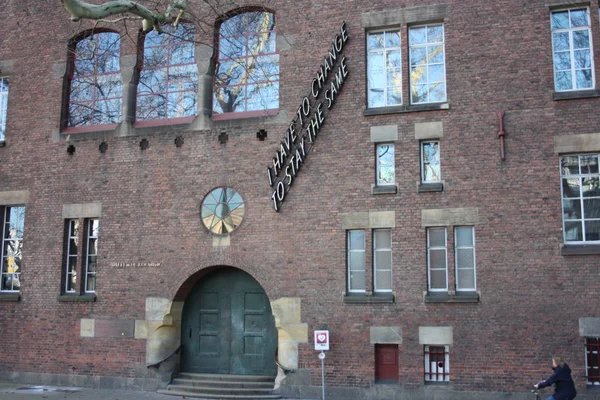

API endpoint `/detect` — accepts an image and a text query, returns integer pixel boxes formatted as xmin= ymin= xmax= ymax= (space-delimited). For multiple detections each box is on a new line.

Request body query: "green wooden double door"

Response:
xmin=181 ymin=268 xmax=277 ymax=376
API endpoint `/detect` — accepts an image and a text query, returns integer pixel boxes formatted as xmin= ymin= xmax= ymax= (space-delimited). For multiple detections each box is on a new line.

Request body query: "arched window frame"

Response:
xmin=135 ymin=22 xmax=198 ymax=127
xmin=62 ymin=29 xmax=123 ymax=134
xmin=213 ymin=8 xmax=279 ymax=120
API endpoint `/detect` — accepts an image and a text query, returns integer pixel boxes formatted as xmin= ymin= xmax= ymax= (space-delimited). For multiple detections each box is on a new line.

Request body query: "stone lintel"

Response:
xmin=213 ymin=234 xmax=231 ymax=247
xmin=62 ymin=203 xmax=102 ymax=219
xmin=421 ymin=208 xmax=478 ymax=227
xmin=554 ymin=132 xmax=600 ymax=154
xmin=362 ymin=4 xmax=448 ymax=28
xmin=415 ymin=121 xmax=443 ymax=139
xmin=419 ymin=326 xmax=453 ymax=345
xmin=341 ymin=212 xmax=370 ymax=230
xmin=135 ymin=320 xmax=148 ymax=339
xmin=0 ymin=190 xmax=29 ymax=205
xmin=342 ymin=211 xmax=395 ymax=229
xmin=370 ymin=125 xmax=398 ymax=142
xmin=370 ymin=326 xmax=402 ymax=344
xmin=579 ymin=317 xmax=600 ymax=337
xmin=0 ymin=60 xmax=15 ymax=75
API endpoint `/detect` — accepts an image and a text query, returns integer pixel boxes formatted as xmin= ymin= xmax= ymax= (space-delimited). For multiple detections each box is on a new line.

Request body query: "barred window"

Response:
xmin=424 ymin=345 xmax=449 ymax=382
xmin=586 ymin=337 xmax=600 ymax=386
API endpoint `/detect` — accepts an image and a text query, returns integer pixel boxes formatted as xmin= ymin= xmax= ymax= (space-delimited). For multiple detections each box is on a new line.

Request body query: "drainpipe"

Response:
xmin=497 ymin=111 xmax=506 ymax=161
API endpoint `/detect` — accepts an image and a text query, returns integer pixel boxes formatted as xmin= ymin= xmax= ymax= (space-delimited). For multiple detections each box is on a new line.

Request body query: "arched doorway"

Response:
xmin=180 ymin=267 xmax=277 ymax=376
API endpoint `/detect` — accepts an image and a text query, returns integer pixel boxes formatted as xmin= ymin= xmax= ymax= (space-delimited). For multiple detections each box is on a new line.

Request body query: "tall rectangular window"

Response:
xmin=347 ymin=230 xmax=366 ymax=292
xmin=427 ymin=227 xmax=447 ymax=292
xmin=587 ymin=337 xmax=600 ymax=386
xmin=551 ymin=8 xmax=594 ymax=91
xmin=0 ymin=77 xmax=8 ymax=142
xmin=367 ymin=30 xmax=402 ymax=108
xmin=455 ymin=226 xmax=476 ymax=292
xmin=377 ymin=144 xmax=395 ymax=185
xmin=421 ymin=141 xmax=441 ymax=183
xmin=85 ymin=219 xmax=99 ymax=293
xmin=409 ymin=24 xmax=446 ymax=104
xmin=374 ymin=229 xmax=392 ymax=293
xmin=1 ymin=206 xmax=25 ymax=291
xmin=65 ymin=220 xmax=79 ymax=293
xmin=424 ymin=345 xmax=449 ymax=382
xmin=560 ymin=154 xmax=600 ymax=243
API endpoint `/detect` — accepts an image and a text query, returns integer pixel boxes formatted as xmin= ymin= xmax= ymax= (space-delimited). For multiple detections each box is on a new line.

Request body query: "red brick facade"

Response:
xmin=0 ymin=0 xmax=599 ymax=398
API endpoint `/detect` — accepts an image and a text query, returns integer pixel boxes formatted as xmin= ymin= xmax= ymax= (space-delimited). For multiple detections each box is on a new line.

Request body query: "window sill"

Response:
xmin=0 ymin=292 xmax=21 ymax=302
xmin=418 ymin=183 xmax=443 ymax=193
xmin=58 ymin=294 xmax=96 ymax=302
xmin=553 ymin=90 xmax=600 ymax=101
xmin=424 ymin=381 xmax=451 ymax=386
xmin=134 ymin=116 xmax=195 ymax=128
xmin=212 ymin=109 xmax=279 ymax=121
xmin=424 ymin=293 xmax=479 ymax=303
xmin=363 ymin=103 xmax=449 ymax=116
xmin=343 ymin=294 xmax=395 ymax=304
xmin=561 ymin=244 xmax=600 ymax=255
xmin=62 ymin=123 xmax=119 ymax=135
xmin=372 ymin=185 xmax=397 ymax=195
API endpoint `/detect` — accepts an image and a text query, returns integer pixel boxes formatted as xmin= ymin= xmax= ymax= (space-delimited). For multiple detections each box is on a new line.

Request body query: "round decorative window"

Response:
xmin=201 ymin=187 xmax=245 ymax=235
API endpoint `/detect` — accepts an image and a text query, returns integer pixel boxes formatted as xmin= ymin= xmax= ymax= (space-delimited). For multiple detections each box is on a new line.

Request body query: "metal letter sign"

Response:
xmin=314 ymin=330 xmax=330 ymax=351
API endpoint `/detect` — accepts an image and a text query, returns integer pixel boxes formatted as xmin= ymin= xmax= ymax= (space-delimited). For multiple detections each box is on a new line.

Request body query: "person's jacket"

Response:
xmin=538 ymin=363 xmax=577 ymax=400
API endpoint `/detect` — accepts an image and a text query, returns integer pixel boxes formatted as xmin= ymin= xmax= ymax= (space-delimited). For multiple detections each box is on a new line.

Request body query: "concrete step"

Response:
xmin=157 ymin=387 xmax=282 ymax=399
xmin=176 ymin=373 xmax=276 ymax=383
xmin=172 ymin=378 xmax=274 ymax=388
xmin=164 ymin=384 xmax=276 ymax=396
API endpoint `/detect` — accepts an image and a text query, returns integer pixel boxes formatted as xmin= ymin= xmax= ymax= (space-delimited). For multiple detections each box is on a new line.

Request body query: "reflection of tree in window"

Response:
xmin=67 ymin=32 xmax=122 ymax=127
xmin=137 ymin=23 xmax=198 ymax=121
xmin=214 ymin=11 xmax=279 ymax=115
xmin=422 ymin=142 xmax=440 ymax=183
xmin=367 ymin=31 xmax=402 ymax=108
xmin=1 ymin=207 xmax=25 ymax=291
xmin=377 ymin=144 xmax=395 ymax=185
xmin=409 ymin=24 xmax=446 ymax=104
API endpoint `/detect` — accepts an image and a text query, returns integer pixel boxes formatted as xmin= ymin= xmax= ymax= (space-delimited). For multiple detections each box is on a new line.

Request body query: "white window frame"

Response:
xmin=1 ymin=206 xmax=24 ymax=292
xmin=560 ymin=154 xmax=600 ymax=244
xmin=376 ymin=143 xmax=395 ymax=186
xmin=347 ymin=230 xmax=366 ymax=293
xmin=586 ymin=337 xmax=600 ymax=386
xmin=374 ymin=229 xmax=392 ymax=293
xmin=421 ymin=140 xmax=441 ymax=183
xmin=454 ymin=226 xmax=476 ymax=292
xmin=65 ymin=219 xmax=79 ymax=293
xmin=427 ymin=227 xmax=448 ymax=292
xmin=551 ymin=7 xmax=595 ymax=92
xmin=409 ymin=23 xmax=447 ymax=104
xmin=0 ymin=77 xmax=8 ymax=142
xmin=424 ymin=345 xmax=450 ymax=382
xmin=84 ymin=219 xmax=99 ymax=293
xmin=367 ymin=29 xmax=402 ymax=108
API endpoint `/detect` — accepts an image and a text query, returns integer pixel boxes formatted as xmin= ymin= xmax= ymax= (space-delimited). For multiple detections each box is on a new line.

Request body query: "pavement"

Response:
xmin=0 ymin=382 xmax=317 ymax=400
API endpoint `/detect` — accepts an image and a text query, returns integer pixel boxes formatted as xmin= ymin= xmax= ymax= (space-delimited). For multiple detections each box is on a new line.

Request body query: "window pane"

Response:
xmin=554 ymin=52 xmax=572 ymax=70
xmin=570 ymin=9 xmax=589 ymax=27
xmin=576 ymin=69 xmax=593 ymax=89
xmin=563 ymin=199 xmax=582 ymax=219
xmin=86 ymin=275 xmax=96 ymax=292
xmin=574 ymin=50 xmax=591 ymax=69
xmin=555 ymin=70 xmax=573 ymax=91
xmin=349 ymin=252 xmax=365 ymax=271
xmin=429 ymin=249 xmax=447 ymax=269
xmin=561 ymin=156 xmax=580 ymax=175
xmin=581 ymin=155 xmax=599 ymax=174
xmin=553 ymin=32 xmax=570 ymax=51
xmin=430 ymin=269 xmax=446 ymax=289
xmin=455 ymin=227 xmax=473 ymax=247
xmin=564 ymin=220 xmax=583 ymax=241
xmin=410 ymin=47 xmax=427 ymax=66
xmin=409 ymin=26 xmax=426 ymax=45
xmin=457 ymin=269 xmax=475 ymax=290
xmin=562 ymin=178 xmax=581 ymax=198
xmin=8 ymin=207 xmax=25 ymax=239
xmin=375 ymin=230 xmax=391 ymax=249
xmin=350 ymin=271 xmax=365 ymax=291
xmin=422 ymin=141 xmax=441 ymax=183
xmin=385 ymin=31 xmax=401 ymax=47
xmin=376 ymin=250 xmax=392 ymax=270
xmin=386 ymin=85 xmax=402 ymax=106
xmin=585 ymin=220 xmax=600 ymax=241
xmin=551 ymin=11 xmax=569 ymax=29
xmin=428 ymin=228 xmax=445 ymax=247
xmin=349 ymin=231 xmax=365 ymax=250
xmin=367 ymin=33 xmax=384 ymax=50
xmin=583 ymin=199 xmax=600 ymax=219
xmin=456 ymin=248 xmax=474 ymax=270
xmin=583 ymin=177 xmax=600 ymax=197
xmin=375 ymin=270 xmax=392 ymax=291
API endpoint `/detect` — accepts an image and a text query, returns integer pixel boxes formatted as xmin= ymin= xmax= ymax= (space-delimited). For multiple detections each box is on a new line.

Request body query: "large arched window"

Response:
xmin=65 ymin=31 xmax=122 ymax=130
xmin=137 ymin=23 xmax=198 ymax=124
xmin=213 ymin=10 xmax=279 ymax=119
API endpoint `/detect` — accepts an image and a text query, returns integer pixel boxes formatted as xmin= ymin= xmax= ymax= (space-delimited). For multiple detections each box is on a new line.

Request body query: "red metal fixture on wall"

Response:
xmin=497 ymin=111 xmax=506 ymax=161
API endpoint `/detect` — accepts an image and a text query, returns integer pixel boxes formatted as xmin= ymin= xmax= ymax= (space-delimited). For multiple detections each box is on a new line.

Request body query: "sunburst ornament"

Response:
xmin=201 ymin=188 xmax=245 ymax=235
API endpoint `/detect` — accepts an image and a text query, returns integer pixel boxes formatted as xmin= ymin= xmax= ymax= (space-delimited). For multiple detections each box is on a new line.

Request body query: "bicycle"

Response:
xmin=531 ymin=388 xmax=543 ymax=400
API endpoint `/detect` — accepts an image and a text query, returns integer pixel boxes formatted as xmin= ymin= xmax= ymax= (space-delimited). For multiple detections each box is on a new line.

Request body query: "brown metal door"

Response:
xmin=375 ymin=344 xmax=398 ymax=382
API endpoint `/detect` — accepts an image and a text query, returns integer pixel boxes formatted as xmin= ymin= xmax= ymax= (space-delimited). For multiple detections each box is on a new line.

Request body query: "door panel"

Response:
xmin=375 ymin=344 xmax=399 ymax=382
xmin=181 ymin=268 xmax=277 ymax=376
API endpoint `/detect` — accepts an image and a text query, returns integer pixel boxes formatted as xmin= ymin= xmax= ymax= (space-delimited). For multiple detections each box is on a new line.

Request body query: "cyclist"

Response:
xmin=534 ymin=356 xmax=577 ymax=400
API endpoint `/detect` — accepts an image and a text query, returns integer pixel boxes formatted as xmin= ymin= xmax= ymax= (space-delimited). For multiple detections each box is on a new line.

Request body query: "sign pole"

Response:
xmin=320 ymin=351 xmax=326 ymax=400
